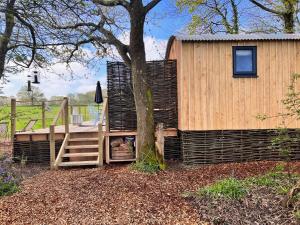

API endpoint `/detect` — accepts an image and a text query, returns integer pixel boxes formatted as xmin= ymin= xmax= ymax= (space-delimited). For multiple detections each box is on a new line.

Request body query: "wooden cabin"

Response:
xmin=166 ymin=34 xmax=300 ymax=164
xmin=12 ymin=34 xmax=300 ymax=167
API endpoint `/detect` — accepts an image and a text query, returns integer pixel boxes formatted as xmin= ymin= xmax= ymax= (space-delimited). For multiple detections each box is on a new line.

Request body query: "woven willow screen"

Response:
xmin=107 ymin=60 xmax=178 ymax=131
xmin=181 ymin=129 xmax=300 ymax=165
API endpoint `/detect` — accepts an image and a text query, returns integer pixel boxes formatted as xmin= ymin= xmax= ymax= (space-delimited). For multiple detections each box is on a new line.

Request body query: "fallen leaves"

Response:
xmin=0 ymin=161 xmax=297 ymax=225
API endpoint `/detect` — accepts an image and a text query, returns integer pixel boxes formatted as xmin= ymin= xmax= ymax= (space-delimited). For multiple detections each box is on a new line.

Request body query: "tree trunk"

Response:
xmin=283 ymin=12 xmax=294 ymax=33
xmin=128 ymin=1 xmax=156 ymax=162
xmin=0 ymin=0 xmax=16 ymax=79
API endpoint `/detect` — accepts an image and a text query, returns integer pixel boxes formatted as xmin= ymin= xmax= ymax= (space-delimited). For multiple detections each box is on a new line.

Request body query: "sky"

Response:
xmin=1 ymin=1 xmax=191 ymax=99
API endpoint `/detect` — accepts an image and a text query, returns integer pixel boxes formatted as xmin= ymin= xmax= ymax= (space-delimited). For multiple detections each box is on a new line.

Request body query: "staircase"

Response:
xmin=54 ymin=131 xmax=102 ymax=168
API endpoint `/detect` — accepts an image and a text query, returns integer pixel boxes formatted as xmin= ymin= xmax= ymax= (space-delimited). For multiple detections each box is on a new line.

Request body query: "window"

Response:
xmin=233 ymin=46 xmax=257 ymax=77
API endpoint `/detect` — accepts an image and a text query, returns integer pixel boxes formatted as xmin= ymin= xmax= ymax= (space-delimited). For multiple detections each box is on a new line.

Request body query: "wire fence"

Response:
xmin=0 ymin=99 xmax=102 ymax=155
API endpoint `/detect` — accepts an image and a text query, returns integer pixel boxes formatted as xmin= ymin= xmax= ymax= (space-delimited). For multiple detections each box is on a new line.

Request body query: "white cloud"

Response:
xmin=1 ymin=35 xmax=166 ymax=99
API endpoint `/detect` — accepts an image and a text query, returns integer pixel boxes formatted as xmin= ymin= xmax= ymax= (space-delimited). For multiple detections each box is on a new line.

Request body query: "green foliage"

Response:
xmin=131 ymin=144 xmax=166 ymax=173
xmin=197 ymin=178 xmax=247 ymax=200
xmin=294 ymin=210 xmax=300 ymax=221
xmin=130 ymin=161 xmax=160 ymax=173
xmin=0 ymin=167 xmax=20 ymax=197
xmin=257 ymin=73 xmax=300 ymax=179
xmin=16 ymin=86 xmax=46 ymax=103
xmin=194 ymin=167 xmax=298 ymax=201
xmin=176 ymin=0 xmax=240 ymax=34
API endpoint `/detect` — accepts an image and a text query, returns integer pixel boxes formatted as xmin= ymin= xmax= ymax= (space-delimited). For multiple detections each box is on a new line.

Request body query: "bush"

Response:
xmin=197 ymin=178 xmax=247 ymax=200
xmin=0 ymin=167 xmax=19 ymax=196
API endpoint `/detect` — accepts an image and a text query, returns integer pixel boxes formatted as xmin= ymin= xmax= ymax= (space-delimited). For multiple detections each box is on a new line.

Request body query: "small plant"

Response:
xmin=197 ymin=178 xmax=247 ymax=200
xmin=257 ymin=73 xmax=300 ymax=182
xmin=294 ymin=210 xmax=300 ymax=222
xmin=130 ymin=161 xmax=160 ymax=173
xmin=0 ymin=167 xmax=19 ymax=196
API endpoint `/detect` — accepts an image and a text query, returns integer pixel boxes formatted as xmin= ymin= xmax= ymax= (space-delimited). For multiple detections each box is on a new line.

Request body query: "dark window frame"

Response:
xmin=232 ymin=46 xmax=257 ymax=78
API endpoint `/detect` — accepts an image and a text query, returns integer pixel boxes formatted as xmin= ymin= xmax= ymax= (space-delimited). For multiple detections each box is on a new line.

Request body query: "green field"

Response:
xmin=0 ymin=104 xmax=101 ymax=136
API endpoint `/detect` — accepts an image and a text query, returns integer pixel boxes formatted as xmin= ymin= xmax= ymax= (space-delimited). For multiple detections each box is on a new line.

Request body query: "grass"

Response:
xmin=0 ymin=104 xmax=99 ymax=136
xmin=197 ymin=178 xmax=248 ymax=199
xmin=195 ymin=165 xmax=299 ymax=200
xmin=130 ymin=161 xmax=161 ymax=173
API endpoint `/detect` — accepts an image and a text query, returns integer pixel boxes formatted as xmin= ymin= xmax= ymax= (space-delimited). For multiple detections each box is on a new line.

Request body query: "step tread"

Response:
xmin=109 ymin=159 xmax=136 ymax=162
xmin=65 ymin=145 xmax=99 ymax=149
xmin=63 ymin=152 xmax=99 ymax=157
xmin=69 ymin=138 xmax=98 ymax=142
xmin=59 ymin=161 xmax=99 ymax=167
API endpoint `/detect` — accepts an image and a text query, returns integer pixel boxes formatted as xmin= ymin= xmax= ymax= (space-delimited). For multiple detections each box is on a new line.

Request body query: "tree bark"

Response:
xmin=127 ymin=1 xmax=155 ymax=162
xmin=0 ymin=0 xmax=16 ymax=79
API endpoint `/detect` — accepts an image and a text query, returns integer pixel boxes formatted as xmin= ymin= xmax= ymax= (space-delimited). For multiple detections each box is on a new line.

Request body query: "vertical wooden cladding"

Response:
xmin=168 ymin=40 xmax=300 ymax=131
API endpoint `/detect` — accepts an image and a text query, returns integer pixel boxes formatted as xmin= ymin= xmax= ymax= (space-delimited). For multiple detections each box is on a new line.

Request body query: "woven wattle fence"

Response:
xmin=107 ymin=60 xmax=178 ymax=131
xmin=13 ymin=140 xmax=62 ymax=164
xmin=164 ymin=136 xmax=182 ymax=160
xmin=181 ymin=129 xmax=300 ymax=165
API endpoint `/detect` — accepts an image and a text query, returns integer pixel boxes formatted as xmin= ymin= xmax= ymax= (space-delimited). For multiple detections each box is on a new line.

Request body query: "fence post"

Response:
xmin=42 ymin=101 xmax=46 ymax=128
xmin=64 ymin=97 xmax=69 ymax=134
xmin=10 ymin=98 xmax=16 ymax=143
xmin=50 ymin=125 xmax=55 ymax=169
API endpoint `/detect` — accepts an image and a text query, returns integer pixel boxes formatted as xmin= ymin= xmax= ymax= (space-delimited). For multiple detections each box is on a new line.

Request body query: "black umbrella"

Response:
xmin=95 ymin=81 xmax=103 ymax=113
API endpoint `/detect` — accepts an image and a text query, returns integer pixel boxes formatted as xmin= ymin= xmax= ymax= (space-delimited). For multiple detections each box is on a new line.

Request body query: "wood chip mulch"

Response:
xmin=0 ymin=161 xmax=294 ymax=225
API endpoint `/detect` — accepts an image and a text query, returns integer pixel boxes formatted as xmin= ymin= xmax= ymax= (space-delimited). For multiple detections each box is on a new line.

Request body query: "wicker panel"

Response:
xmin=13 ymin=140 xmax=62 ymax=164
xmin=107 ymin=60 xmax=178 ymax=131
xmin=164 ymin=136 xmax=182 ymax=160
xmin=181 ymin=129 xmax=300 ymax=165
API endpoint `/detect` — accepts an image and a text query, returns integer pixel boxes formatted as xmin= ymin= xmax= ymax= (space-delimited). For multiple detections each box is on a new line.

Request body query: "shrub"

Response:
xmin=0 ymin=167 xmax=19 ymax=196
xmin=197 ymin=178 xmax=247 ymax=200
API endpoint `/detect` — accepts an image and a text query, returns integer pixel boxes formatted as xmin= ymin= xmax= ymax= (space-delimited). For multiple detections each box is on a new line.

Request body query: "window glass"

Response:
xmin=235 ymin=49 xmax=253 ymax=72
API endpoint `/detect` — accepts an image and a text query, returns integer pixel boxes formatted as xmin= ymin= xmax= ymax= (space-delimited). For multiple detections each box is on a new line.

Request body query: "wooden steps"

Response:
xmin=59 ymin=161 xmax=99 ymax=167
xmin=56 ymin=132 xmax=100 ymax=168
xmin=68 ymin=138 xmax=98 ymax=142
xmin=63 ymin=152 xmax=98 ymax=157
xmin=65 ymin=145 xmax=98 ymax=150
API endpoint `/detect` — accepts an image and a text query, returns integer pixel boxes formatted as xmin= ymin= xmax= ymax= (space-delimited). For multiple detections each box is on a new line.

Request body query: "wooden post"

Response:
xmin=42 ymin=101 xmax=46 ymax=128
xmin=156 ymin=123 xmax=165 ymax=164
xmin=61 ymin=107 xmax=64 ymax=125
xmin=50 ymin=125 xmax=55 ymax=169
xmin=10 ymin=98 xmax=16 ymax=143
xmin=98 ymin=123 xmax=103 ymax=166
xmin=104 ymin=98 xmax=110 ymax=164
xmin=64 ymin=97 xmax=69 ymax=134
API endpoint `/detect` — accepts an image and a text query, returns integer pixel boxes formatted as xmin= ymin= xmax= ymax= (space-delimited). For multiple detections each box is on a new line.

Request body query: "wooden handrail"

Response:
xmin=98 ymin=97 xmax=108 ymax=166
xmin=54 ymin=133 xmax=69 ymax=169
xmin=51 ymin=98 xmax=67 ymax=126
xmin=50 ymin=97 xmax=69 ymax=169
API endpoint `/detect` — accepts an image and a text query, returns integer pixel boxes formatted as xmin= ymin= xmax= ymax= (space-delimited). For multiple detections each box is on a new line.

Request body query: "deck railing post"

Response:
xmin=98 ymin=123 xmax=103 ymax=166
xmin=10 ymin=98 xmax=16 ymax=143
xmin=104 ymin=98 xmax=110 ymax=164
xmin=64 ymin=97 xmax=69 ymax=134
xmin=50 ymin=125 xmax=55 ymax=169
xmin=42 ymin=101 xmax=46 ymax=128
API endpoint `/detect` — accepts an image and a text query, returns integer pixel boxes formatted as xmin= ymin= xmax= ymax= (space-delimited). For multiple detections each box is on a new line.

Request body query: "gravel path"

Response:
xmin=0 ymin=161 xmax=288 ymax=225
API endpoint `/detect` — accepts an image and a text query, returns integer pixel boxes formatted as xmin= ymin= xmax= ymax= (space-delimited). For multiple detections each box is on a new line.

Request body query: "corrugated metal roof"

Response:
xmin=175 ymin=34 xmax=300 ymax=41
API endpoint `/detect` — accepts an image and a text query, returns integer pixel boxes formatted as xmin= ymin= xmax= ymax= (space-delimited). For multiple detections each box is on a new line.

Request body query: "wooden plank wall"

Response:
xmin=168 ymin=40 xmax=300 ymax=131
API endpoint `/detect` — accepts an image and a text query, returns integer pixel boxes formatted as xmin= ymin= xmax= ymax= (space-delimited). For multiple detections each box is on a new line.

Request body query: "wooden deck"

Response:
xmin=15 ymin=122 xmax=98 ymax=142
xmin=15 ymin=124 xmax=177 ymax=141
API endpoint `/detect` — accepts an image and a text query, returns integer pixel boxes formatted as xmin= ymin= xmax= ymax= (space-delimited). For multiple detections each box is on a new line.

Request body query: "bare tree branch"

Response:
xmin=250 ymin=0 xmax=282 ymax=15
xmin=92 ymin=0 xmax=129 ymax=9
xmin=144 ymin=0 xmax=162 ymax=13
